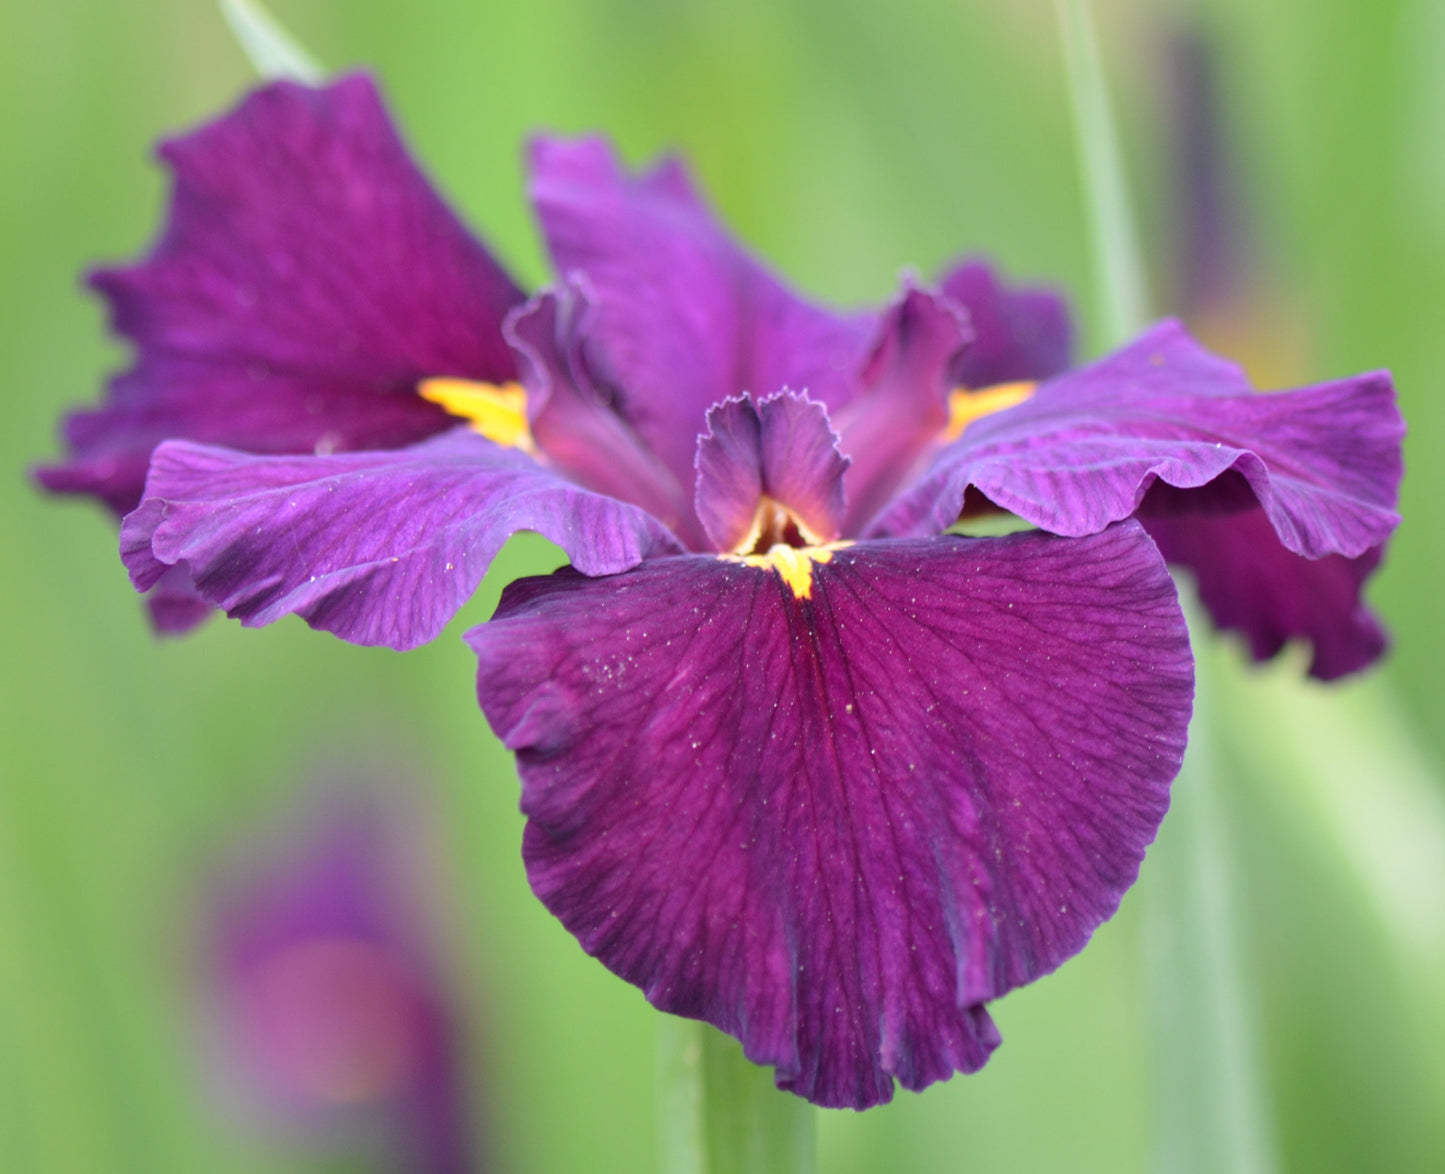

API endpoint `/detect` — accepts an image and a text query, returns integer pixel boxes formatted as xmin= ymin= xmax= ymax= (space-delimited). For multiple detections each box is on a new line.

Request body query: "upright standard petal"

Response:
xmin=828 ymin=284 xmax=971 ymax=535
xmin=874 ymin=321 xmax=1403 ymax=564
xmin=121 ymin=431 xmax=682 ymax=650
xmin=506 ymin=285 xmax=700 ymax=547
xmin=39 ymin=74 xmax=525 ymax=516
xmin=527 ymin=137 xmax=875 ymax=492
xmin=938 ymin=258 xmax=1074 ymax=388
xmin=470 ymin=522 xmax=1192 ymax=1108
xmin=694 ymin=392 xmax=850 ymax=552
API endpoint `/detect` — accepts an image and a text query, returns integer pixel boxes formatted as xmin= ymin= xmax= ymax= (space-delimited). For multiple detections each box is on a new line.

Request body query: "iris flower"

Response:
xmin=206 ymin=783 xmax=480 ymax=1172
xmin=40 ymin=76 xmax=1402 ymax=1108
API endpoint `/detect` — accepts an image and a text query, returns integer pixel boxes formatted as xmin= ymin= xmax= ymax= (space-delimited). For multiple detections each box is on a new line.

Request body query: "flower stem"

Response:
xmin=1054 ymin=0 xmax=1150 ymax=346
xmin=656 ymin=1017 xmax=816 ymax=1174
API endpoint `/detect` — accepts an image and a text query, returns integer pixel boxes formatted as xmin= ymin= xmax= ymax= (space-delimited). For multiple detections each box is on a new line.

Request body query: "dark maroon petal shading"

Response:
xmin=830 ymin=285 xmax=971 ymax=535
xmin=121 ymin=430 xmax=682 ymax=649
xmin=695 ymin=392 xmax=850 ymax=551
xmin=874 ymin=321 xmax=1403 ymax=566
xmin=527 ymin=136 xmax=875 ymax=493
xmin=38 ymin=74 xmax=525 ymax=516
xmin=938 ymin=258 xmax=1074 ymax=388
xmin=506 ymin=284 xmax=700 ymax=546
xmin=469 ymin=522 xmax=1192 ymax=1108
xmin=1144 ymin=508 xmax=1387 ymax=680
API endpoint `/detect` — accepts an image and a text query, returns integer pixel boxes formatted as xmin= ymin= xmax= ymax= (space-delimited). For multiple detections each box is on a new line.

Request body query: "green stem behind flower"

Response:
xmin=220 ymin=0 xmax=324 ymax=83
xmin=1054 ymin=0 xmax=1150 ymax=346
xmin=1056 ymin=3 xmax=1277 ymax=1172
xmin=1140 ymin=612 xmax=1279 ymax=1174
xmin=657 ymin=1017 xmax=816 ymax=1174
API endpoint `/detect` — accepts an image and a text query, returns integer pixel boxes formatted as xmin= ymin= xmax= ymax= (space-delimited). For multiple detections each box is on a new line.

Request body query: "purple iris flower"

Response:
xmin=36 ymin=75 xmax=526 ymax=632
xmin=40 ymin=76 xmax=1402 ymax=1108
xmin=205 ymin=785 xmax=481 ymax=1173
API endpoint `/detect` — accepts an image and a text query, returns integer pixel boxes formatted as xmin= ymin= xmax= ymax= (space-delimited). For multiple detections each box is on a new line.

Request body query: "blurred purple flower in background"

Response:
xmin=1166 ymin=23 xmax=1245 ymax=326
xmin=204 ymin=779 xmax=482 ymax=1173
xmin=39 ymin=76 xmax=1403 ymax=1107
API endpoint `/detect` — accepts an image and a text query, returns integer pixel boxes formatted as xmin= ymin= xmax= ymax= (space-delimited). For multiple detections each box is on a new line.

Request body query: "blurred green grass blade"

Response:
xmin=1216 ymin=667 xmax=1445 ymax=976
xmin=657 ymin=1018 xmax=815 ymax=1174
xmin=1214 ymin=665 xmax=1445 ymax=1122
xmin=1055 ymin=5 xmax=1276 ymax=1171
xmin=220 ymin=0 xmax=323 ymax=83
xmin=1054 ymin=0 xmax=1149 ymax=346
xmin=1141 ymin=621 xmax=1278 ymax=1174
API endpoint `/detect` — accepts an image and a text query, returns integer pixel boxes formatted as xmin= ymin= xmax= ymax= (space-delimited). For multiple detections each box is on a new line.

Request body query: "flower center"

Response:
xmin=722 ymin=543 xmax=847 ymax=600
xmin=418 ymin=378 xmax=533 ymax=451
xmin=730 ymin=496 xmax=826 ymax=557
xmin=721 ymin=497 xmax=852 ymax=599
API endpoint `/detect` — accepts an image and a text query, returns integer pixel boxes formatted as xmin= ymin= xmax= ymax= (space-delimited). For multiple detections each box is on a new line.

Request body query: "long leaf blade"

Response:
xmin=220 ymin=0 xmax=324 ymax=84
xmin=1054 ymin=0 xmax=1149 ymax=347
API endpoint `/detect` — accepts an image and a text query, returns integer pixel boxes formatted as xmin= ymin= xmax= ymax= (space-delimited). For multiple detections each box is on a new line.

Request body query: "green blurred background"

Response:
xmin=3 ymin=0 xmax=1443 ymax=1170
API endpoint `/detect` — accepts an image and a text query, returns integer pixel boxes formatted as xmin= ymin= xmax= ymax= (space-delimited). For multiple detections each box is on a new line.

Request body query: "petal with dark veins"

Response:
xmin=121 ymin=430 xmax=682 ymax=650
xmin=528 ymin=136 xmax=875 ymax=493
xmin=469 ymin=522 xmax=1192 ymax=1107
xmin=873 ymin=321 xmax=1403 ymax=569
xmin=507 ymin=284 xmax=699 ymax=546
xmin=695 ymin=392 xmax=850 ymax=552
xmin=1144 ymin=507 xmax=1388 ymax=680
xmin=39 ymin=74 xmax=524 ymax=516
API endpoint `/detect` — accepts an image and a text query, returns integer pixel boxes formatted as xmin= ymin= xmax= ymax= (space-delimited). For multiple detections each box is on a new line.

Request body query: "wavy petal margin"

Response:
xmin=39 ymin=74 xmax=524 ymax=517
xmin=1144 ymin=508 xmax=1388 ymax=680
xmin=874 ymin=321 xmax=1403 ymax=562
xmin=121 ymin=430 xmax=682 ymax=649
xmin=469 ymin=522 xmax=1192 ymax=1107
xmin=695 ymin=392 xmax=850 ymax=551
xmin=527 ymin=136 xmax=875 ymax=492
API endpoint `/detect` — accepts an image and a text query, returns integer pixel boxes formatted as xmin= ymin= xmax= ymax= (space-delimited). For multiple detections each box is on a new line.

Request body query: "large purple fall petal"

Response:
xmin=874 ymin=321 xmax=1403 ymax=564
xmin=38 ymin=74 xmax=524 ymax=516
xmin=695 ymin=392 xmax=850 ymax=551
xmin=938 ymin=258 xmax=1074 ymax=388
xmin=528 ymin=137 xmax=875 ymax=492
xmin=469 ymin=522 xmax=1192 ymax=1108
xmin=121 ymin=430 xmax=681 ymax=649
xmin=1144 ymin=508 xmax=1387 ymax=680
